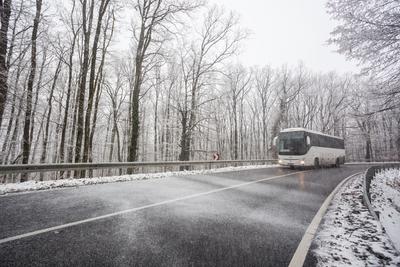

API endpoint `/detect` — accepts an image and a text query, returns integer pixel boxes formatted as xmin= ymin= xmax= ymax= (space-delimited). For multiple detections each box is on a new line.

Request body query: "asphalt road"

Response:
xmin=0 ymin=165 xmax=368 ymax=267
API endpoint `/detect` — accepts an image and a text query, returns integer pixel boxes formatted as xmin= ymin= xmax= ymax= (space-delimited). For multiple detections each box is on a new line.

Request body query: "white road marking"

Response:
xmin=0 ymin=171 xmax=307 ymax=245
xmin=288 ymin=172 xmax=362 ymax=267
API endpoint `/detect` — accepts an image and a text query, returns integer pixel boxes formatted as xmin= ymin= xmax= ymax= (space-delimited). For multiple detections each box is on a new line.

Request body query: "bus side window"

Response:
xmin=316 ymin=134 xmax=321 ymax=147
xmin=311 ymin=133 xmax=319 ymax=146
xmin=319 ymin=135 xmax=324 ymax=147
xmin=330 ymin=137 xmax=334 ymax=148
xmin=325 ymin=136 xmax=330 ymax=148
xmin=309 ymin=134 xmax=314 ymax=146
xmin=324 ymin=136 xmax=329 ymax=148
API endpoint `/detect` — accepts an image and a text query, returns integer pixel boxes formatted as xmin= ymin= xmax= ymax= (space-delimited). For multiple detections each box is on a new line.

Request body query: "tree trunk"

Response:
xmin=53 ymin=100 xmax=63 ymax=164
xmin=154 ymin=82 xmax=159 ymax=161
xmin=40 ymin=57 xmax=62 ymax=170
xmin=59 ymin=17 xmax=78 ymax=165
xmin=74 ymin=0 xmax=94 ymax=172
xmin=0 ymin=0 xmax=12 ymax=129
xmin=67 ymin=74 xmax=80 ymax=167
xmin=21 ymin=0 xmax=42 ymax=182
xmin=5 ymin=91 xmax=24 ymax=165
xmin=0 ymin=57 xmax=23 ymax=164
xmin=233 ymin=101 xmax=238 ymax=160
xmin=365 ymin=137 xmax=372 ymax=162
xmin=128 ymin=3 xmax=152 ymax=168
xmin=397 ymin=117 xmax=400 ymax=161
xmin=29 ymin=48 xmax=47 ymax=151
xmin=82 ymin=0 xmax=110 ymax=167
xmin=88 ymin=73 xmax=103 ymax=163
xmin=179 ymin=112 xmax=190 ymax=170
xmin=31 ymin=108 xmax=46 ymax=164
xmin=127 ymin=45 xmax=144 ymax=166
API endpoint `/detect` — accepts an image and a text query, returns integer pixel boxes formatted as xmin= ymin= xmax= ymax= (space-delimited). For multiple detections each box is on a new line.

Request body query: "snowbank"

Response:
xmin=0 ymin=164 xmax=278 ymax=195
xmin=312 ymin=174 xmax=400 ymax=266
xmin=371 ymin=168 xmax=400 ymax=252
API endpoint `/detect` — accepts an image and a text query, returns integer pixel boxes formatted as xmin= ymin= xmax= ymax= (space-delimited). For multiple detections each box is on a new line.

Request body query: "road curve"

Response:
xmin=0 ymin=165 xmax=367 ymax=266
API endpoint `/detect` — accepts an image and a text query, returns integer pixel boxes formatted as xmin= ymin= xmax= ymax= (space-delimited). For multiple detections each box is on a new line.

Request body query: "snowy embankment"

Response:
xmin=0 ymin=164 xmax=278 ymax=195
xmin=312 ymin=174 xmax=400 ymax=266
xmin=371 ymin=168 xmax=400 ymax=252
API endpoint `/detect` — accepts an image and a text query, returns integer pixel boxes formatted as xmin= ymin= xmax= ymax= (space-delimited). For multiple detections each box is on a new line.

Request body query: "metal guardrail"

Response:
xmin=0 ymin=159 xmax=278 ymax=175
xmin=363 ymin=166 xmax=381 ymax=221
xmin=0 ymin=160 xmax=397 ymax=175
xmin=363 ymin=163 xmax=400 ymax=221
xmin=346 ymin=161 xmax=400 ymax=165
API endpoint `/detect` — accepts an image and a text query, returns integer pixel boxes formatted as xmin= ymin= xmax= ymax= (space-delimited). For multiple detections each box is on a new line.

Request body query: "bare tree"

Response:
xmin=73 ymin=0 xmax=95 ymax=167
xmin=21 ymin=0 xmax=42 ymax=182
xmin=223 ymin=64 xmax=251 ymax=159
xmin=327 ymin=0 xmax=400 ymax=104
xmin=82 ymin=0 xmax=111 ymax=166
xmin=349 ymin=84 xmax=375 ymax=161
xmin=253 ymin=66 xmax=275 ymax=157
xmin=177 ymin=6 xmax=248 ymax=163
xmin=327 ymin=0 xmax=400 ymax=159
xmin=127 ymin=0 xmax=201 ymax=169
xmin=40 ymin=53 xmax=63 ymax=166
xmin=0 ymin=19 xmax=29 ymax=164
xmin=88 ymin=8 xmax=115 ymax=167
xmin=59 ymin=0 xmax=80 ymax=166
xmin=106 ymin=66 xmax=126 ymax=164
xmin=271 ymin=66 xmax=302 ymax=145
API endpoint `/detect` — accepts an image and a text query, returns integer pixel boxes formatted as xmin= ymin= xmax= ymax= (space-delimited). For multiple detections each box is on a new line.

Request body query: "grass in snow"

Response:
xmin=312 ymin=174 xmax=400 ymax=266
xmin=371 ymin=168 xmax=400 ymax=252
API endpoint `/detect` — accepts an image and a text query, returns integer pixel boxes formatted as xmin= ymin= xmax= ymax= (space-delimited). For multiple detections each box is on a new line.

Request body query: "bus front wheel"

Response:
xmin=335 ymin=158 xmax=340 ymax=168
xmin=314 ymin=158 xmax=320 ymax=169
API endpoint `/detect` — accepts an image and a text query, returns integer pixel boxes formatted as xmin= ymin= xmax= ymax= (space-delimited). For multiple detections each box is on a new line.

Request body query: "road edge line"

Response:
xmin=288 ymin=172 xmax=362 ymax=267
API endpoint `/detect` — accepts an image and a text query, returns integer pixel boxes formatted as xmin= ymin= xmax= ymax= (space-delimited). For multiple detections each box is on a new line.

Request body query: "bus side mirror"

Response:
xmin=273 ymin=136 xmax=278 ymax=147
xmin=306 ymin=136 xmax=311 ymax=146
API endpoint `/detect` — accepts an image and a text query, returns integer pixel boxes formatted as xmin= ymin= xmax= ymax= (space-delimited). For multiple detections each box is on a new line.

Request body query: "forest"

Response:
xmin=0 ymin=0 xmax=399 ymax=181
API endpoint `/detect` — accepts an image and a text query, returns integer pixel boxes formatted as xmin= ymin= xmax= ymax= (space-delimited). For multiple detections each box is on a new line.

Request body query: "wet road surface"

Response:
xmin=0 ymin=165 xmax=367 ymax=266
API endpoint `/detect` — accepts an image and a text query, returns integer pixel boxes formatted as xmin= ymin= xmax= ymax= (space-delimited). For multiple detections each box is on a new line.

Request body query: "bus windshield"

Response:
xmin=278 ymin=131 xmax=307 ymax=155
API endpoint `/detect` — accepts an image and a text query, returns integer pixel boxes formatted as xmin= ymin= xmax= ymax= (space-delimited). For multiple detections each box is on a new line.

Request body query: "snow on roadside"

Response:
xmin=312 ymin=174 xmax=400 ymax=266
xmin=371 ymin=168 xmax=400 ymax=252
xmin=0 ymin=164 xmax=279 ymax=195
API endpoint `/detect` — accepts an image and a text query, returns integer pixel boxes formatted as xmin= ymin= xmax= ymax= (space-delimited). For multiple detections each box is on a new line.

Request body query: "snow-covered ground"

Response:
xmin=0 ymin=164 xmax=278 ymax=195
xmin=371 ymin=168 xmax=400 ymax=252
xmin=312 ymin=174 xmax=400 ymax=266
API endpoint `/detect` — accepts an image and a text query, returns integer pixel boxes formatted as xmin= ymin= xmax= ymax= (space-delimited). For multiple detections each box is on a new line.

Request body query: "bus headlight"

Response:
xmin=278 ymin=160 xmax=283 ymax=164
xmin=300 ymin=160 xmax=305 ymax=165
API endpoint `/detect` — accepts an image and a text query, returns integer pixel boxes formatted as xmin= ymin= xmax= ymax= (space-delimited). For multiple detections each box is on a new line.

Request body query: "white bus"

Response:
xmin=274 ymin=128 xmax=345 ymax=168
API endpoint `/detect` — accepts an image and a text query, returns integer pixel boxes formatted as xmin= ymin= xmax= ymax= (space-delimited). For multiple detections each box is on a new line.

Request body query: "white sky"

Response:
xmin=210 ymin=0 xmax=359 ymax=73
